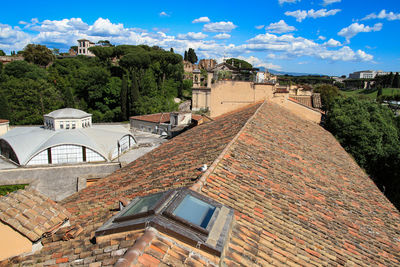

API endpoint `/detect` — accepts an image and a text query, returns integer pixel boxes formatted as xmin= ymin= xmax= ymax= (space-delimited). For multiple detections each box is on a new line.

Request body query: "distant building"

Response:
xmin=198 ymin=59 xmax=217 ymax=70
xmin=77 ymin=39 xmax=95 ymax=56
xmin=0 ymin=108 xmax=136 ymax=166
xmin=349 ymin=70 xmax=391 ymax=79
xmin=0 ymin=119 xmax=9 ymax=136
xmin=130 ymin=112 xmax=203 ymax=137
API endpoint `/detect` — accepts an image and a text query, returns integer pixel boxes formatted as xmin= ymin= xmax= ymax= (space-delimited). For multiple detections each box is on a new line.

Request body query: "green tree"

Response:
xmin=0 ymin=90 xmax=10 ymax=120
xmin=313 ymin=84 xmax=340 ymax=111
xmin=187 ymin=48 xmax=197 ymax=64
xmin=393 ymin=72 xmax=400 ymax=88
xmin=0 ymin=50 xmax=5 ymax=56
xmin=88 ymin=46 xmax=114 ymax=62
xmin=121 ymin=75 xmax=128 ymax=120
xmin=226 ymin=58 xmax=253 ymax=70
xmin=184 ymin=51 xmax=188 ymax=61
xmin=325 ymin=96 xmax=400 ymax=209
xmin=22 ymin=44 xmax=55 ymax=67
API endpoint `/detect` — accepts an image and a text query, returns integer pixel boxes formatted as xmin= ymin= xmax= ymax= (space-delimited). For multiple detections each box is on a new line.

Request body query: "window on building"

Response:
xmin=72 ymin=122 xmax=76 ymax=129
xmin=66 ymin=122 xmax=70 ymax=129
xmin=60 ymin=122 xmax=64 ymax=129
xmin=95 ymin=188 xmax=233 ymax=256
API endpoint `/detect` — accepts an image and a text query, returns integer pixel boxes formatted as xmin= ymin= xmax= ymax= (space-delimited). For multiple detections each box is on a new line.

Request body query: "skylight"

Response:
xmin=95 ymin=188 xmax=233 ymax=256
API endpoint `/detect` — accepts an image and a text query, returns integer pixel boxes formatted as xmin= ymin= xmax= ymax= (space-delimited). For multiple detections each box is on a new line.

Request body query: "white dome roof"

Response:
xmin=45 ymin=108 xmax=91 ymax=119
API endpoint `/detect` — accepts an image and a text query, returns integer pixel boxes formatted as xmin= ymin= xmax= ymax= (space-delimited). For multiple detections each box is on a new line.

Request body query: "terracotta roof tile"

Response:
xmin=5 ymin=101 xmax=400 ymax=266
xmin=200 ymin=101 xmax=400 ymax=266
xmin=0 ymin=188 xmax=70 ymax=242
xmin=0 ymin=119 xmax=8 ymax=124
xmin=130 ymin=113 xmax=171 ymax=123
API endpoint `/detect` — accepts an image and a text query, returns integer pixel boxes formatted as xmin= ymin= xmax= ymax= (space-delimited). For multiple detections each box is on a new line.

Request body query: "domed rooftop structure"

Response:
xmin=0 ymin=108 xmax=136 ymax=166
xmin=45 ymin=108 xmax=91 ymax=119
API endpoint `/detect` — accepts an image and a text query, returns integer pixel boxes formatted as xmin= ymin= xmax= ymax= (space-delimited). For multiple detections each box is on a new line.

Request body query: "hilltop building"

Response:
xmin=349 ymin=70 xmax=391 ymax=79
xmin=77 ymin=39 xmax=95 ymax=56
xmin=0 ymin=108 xmax=136 ymax=166
xmin=3 ymin=101 xmax=400 ymax=266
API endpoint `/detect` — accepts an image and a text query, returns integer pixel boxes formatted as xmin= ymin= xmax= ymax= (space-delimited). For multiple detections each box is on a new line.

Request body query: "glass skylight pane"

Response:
xmin=173 ymin=195 xmax=216 ymax=228
xmin=120 ymin=192 xmax=163 ymax=217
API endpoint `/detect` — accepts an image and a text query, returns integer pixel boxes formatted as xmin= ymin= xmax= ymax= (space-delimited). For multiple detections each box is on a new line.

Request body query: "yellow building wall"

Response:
xmin=209 ymin=81 xmax=274 ymax=118
xmin=0 ymin=123 xmax=9 ymax=136
xmin=0 ymin=222 xmax=32 ymax=261
xmin=279 ymin=100 xmax=322 ymax=123
xmin=192 ymin=89 xmax=211 ymax=111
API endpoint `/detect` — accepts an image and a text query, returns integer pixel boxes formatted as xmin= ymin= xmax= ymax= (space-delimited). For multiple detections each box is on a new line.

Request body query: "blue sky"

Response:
xmin=1 ymin=0 xmax=399 ymax=76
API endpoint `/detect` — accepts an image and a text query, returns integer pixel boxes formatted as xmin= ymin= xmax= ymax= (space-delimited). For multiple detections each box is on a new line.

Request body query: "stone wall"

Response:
xmin=0 ymin=163 xmax=120 ymax=201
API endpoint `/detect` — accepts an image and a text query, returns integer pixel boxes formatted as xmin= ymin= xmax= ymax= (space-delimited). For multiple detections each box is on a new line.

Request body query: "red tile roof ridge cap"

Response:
xmin=191 ymin=100 xmax=266 ymax=192
xmin=0 ymin=119 xmax=9 ymax=123
xmin=211 ymin=100 xmax=264 ymax=120
xmin=288 ymin=97 xmax=324 ymax=114
xmin=114 ymin=227 xmax=157 ymax=267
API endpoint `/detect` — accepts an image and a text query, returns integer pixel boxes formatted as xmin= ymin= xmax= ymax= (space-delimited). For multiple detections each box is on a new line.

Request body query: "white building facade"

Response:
xmin=77 ymin=39 xmax=95 ymax=56
xmin=349 ymin=70 xmax=391 ymax=79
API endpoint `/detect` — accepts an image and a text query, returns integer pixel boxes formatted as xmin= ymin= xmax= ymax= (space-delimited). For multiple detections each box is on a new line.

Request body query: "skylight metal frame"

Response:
xmin=95 ymin=187 xmax=234 ymax=256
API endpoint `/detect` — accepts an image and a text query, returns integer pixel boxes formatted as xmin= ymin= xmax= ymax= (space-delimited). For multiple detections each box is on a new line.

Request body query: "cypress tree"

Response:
xmin=184 ymin=51 xmax=188 ymax=61
xmin=121 ymin=75 xmax=128 ymax=120
xmin=0 ymin=91 xmax=9 ymax=120
xmin=393 ymin=72 xmax=400 ymax=88
xmin=131 ymin=73 xmax=140 ymax=115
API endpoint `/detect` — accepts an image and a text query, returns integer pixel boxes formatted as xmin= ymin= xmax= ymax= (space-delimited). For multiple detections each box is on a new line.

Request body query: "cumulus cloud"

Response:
xmin=192 ymin=17 xmax=210 ymax=23
xmin=318 ymin=36 xmax=326 ymax=40
xmin=265 ymin=20 xmax=296 ymax=34
xmin=255 ymin=25 xmax=265 ymax=30
xmin=0 ymin=16 xmax=375 ymax=65
xmin=0 ymin=23 xmax=31 ymax=51
xmin=338 ymin=22 xmax=382 ymax=41
xmin=323 ymin=38 xmax=341 ymax=47
xmin=322 ymin=0 xmax=341 ymax=6
xmin=285 ymin=9 xmax=341 ymax=22
xmin=203 ymin=21 xmax=237 ymax=33
xmin=177 ymin=32 xmax=207 ymax=40
xmin=279 ymin=0 xmax=300 ymax=4
xmin=243 ymin=32 xmax=373 ymax=62
xmin=213 ymin=33 xmax=231 ymax=40
xmin=238 ymin=55 xmax=282 ymax=70
xmin=159 ymin=11 xmax=169 ymax=17
xmin=87 ymin=18 xmax=127 ymax=37
xmin=362 ymin=10 xmax=400 ymax=21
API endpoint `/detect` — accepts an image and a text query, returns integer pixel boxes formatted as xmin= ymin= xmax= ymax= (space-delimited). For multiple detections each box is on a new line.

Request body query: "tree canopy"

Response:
xmin=313 ymin=84 xmax=340 ymax=111
xmin=226 ymin=58 xmax=253 ymax=70
xmin=22 ymin=44 xmax=55 ymax=67
xmin=325 ymin=96 xmax=400 ymax=209
xmin=187 ymin=48 xmax=198 ymax=64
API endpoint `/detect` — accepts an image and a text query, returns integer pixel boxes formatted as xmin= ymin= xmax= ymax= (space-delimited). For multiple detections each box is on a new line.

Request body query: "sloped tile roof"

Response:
xmin=4 ymin=101 xmax=400 ymax=266
xmin=0 ymin=188 xmax=70 ymax=242
xmin=290 ymin=95 xmax=313 ymax=108
xmin=200 ymin=101 xmax=400 ymax=266
xmin=130 ymin=113 xmax=171 ymax=123
xmin=0 ymin=119 xmax=8 ymax=124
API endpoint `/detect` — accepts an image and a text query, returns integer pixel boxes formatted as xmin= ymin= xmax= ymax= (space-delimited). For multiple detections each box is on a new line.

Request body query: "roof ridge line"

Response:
xmin=190 ymin=101 xmax=266 ymax=192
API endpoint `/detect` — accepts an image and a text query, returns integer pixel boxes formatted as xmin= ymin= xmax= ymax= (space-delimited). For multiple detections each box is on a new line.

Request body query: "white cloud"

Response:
xmin=265 ymin=20 xmax=296 ymax=34
xmin=255 ymin=25 xmax=265 ymax=30
xmin=30 ymin=18 xmax=89 ymax=32
xmin=285 ymin=9 xmax=341 ymax=22
xmin=159 ymin=11 xmax=169 ymax=17
xmin=192 ymin=17 xmax=210 ymax=23
xmin=323 ymin=38 xmax=341 ymax=47
xmin=177 ymin=32 xmax=207 ymax=40
xmin=243 ymin=32 xmax=373 ymax=62
xmin=279 ymin=0 xmax=300 ymax=4
xmin=213 ymin=33 xmax=231 ymax=40
xmin=362 ymin=10 xmax=400 ymax=21
xmin=203 ymin=21 xmax=237 ymax=33
xmin=238 ymin=55 xmax=282 ymax=70
xmin=87 ymin=18 xmax=127 ymax=37
xmin=318 ymin=36 xmax=326 ymax=40
xmin=322 ymin=0 xmax=341 ymax=6
xmin=338 ymin=22 xmax=382 ymax=41
xmin=0 ymin=23 xmax=31 ymax=51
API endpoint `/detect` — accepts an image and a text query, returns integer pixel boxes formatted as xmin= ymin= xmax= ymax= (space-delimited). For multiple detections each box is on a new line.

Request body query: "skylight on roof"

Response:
xmin=95 ymin=188 xmax=233 ymax=256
